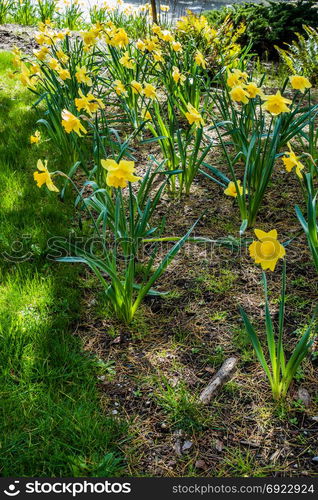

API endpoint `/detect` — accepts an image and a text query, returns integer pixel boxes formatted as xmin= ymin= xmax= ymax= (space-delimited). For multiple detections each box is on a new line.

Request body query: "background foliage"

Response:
xmin=204 ymin=0 xmax=318 ymax=59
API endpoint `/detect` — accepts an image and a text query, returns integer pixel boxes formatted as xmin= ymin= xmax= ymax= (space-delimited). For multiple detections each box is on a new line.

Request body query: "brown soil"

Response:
xmin=0 ymin=24 xmax=37 ymax=53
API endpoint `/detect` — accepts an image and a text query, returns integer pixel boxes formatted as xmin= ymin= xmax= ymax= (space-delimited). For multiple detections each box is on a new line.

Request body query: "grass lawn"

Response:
xmin=0 ymin=51 xmax=127 ymax=477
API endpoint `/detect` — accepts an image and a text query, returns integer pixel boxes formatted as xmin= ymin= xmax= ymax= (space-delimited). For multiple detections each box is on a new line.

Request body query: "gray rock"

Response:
xmin=182 ymin=440 xmax=193 ymax=453
xmin=297 ymin=388 xmax=311 ymax=407
xmin=195 ymin=459 xmax=208 ymax=470
xmin=215 ymin=439 xmax=224 ymax=452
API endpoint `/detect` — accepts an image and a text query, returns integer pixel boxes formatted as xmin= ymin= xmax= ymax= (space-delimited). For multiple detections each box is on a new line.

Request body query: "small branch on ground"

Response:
xmin=199 ymin=357 xmax=238 ymax=404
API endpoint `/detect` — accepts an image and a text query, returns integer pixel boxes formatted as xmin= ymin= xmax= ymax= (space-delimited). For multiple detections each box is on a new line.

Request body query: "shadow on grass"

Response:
xmin=0 ymin=52 xmax=127 ymax=477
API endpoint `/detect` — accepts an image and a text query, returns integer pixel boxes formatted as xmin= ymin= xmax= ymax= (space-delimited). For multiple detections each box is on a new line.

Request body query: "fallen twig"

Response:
xmin=199 ymin=357 xmax=238 ymax=404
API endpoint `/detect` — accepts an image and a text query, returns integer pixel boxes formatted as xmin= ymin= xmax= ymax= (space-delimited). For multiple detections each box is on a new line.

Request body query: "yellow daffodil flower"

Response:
xmin=130 ymin=80 xmax=142 ymax=94
xmin=171 ymin=41 xmax=182 ymax=52
xmin=249 ymin=229 xmax=285 ymax=271
xmin=61 ymin=109 xmax=87 ymax=136
xmin=35 ymin=31 xmax=49 ymax=45
xmin=75 ymin=90 xmax=104 ymax=116
xmin=113 ymin=79 xmax=128 ymax=96
xmin=160 ymin=4 xmax=170 ymax=11
xmin=39 ymin=19 xmax=53 ymax=29
xmin=142 ymin=2 xmax=150 ymax=9
xmin=80 ymin=30 xmax=97 ymax=47
xmin=172 ymin=66 xmax=186 ymax=84
xmin=227 ymin=68 xmax=248 ymax=88
xmin=153 ymin=50 xmax=164 ymax=63
xmin=152 ymin=24 xmax=162 ymax=36
xmin=136 ymin=39 xmax=146 ymax=51
xmin=101 ymin=159 xmax=141 ymax=188
xmin=224 ymin=180 xmax=246 ymax=197
xmin=12 ymin=55 xmax=21 ymax=68
xmin=19 ymin=64 xmax=37 ymax=90
xmin=282 ymin=142 xmax=305 ymax=178
xmin=12 ymin=46 xmax=22 ymax=67
xmin=142 ymin=83 xmax=157 ymax=100
xmin=144 ymin=38 xmax=159 ymax=52
xmin=159 ymin=30 xmax=174 ymax=42
xmin=29 ymin=63 xmax=41 ymax=76
xmin=185 ymin=103 xmax=204 ymax=127
xmin=56 ymin=49 xmax=69 ymax=63
xmin=195 ymin=50 xmax=206 ymax=69
xmin=30 ymin=130 xmax=41 ymax=144
xmin=58 ymin=68 xmax=71 ymax=80
xmin=289 ymin=75 xmax=312 ymax=94
xmin=142 ymin=109 xmax=152 ymax=121
xmin=91 ymin=22 xmax=103 ymax=38
xmin=53 ymin=31 xmax=66 ymax=42
xmin=48 ymin=58 xmax=60 ymax=71
xmin=230 ymin=85 xmax=250 ymax=104
xmin=110 ymin=28 xmax=129 ymax=47
xmin=245 ymin=82 xmax=262 ymax=98
xmin=262 ymin=91 xmax=291 ymax=115
xmin=33 ymin=159 xmax=59 ymax=192
xmin=119 ymin=51 xmax=134 ymax=69
xmin=75 ymin=66 xmax=92 ymax=86
xmin=33 ymin=46 xmax=49 ymax=61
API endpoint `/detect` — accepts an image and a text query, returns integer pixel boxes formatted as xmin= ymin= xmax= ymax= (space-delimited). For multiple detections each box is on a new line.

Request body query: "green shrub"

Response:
xmin=276 ymin=25 xmax=318 ymax=83
xmin=204 ymin=1 xmax=318 ymax=59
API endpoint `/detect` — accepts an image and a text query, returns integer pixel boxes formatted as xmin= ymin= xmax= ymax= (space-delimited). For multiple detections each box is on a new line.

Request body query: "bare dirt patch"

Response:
xmin=0 ymin=24 xmax=37 ymax=53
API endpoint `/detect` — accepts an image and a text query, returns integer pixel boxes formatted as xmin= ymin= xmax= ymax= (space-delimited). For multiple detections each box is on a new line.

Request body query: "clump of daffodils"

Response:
xmin=226 ymin=68 xmax=308 ymax=116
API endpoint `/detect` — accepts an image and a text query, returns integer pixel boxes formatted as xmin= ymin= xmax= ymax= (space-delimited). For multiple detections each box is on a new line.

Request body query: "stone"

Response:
xmin=195 ymin=460 xmax=208 ymax=470
xmin=297 ymin=388 xmax=311 ymax=407
xmin=182 ymin=440 xmax=193 ymax=453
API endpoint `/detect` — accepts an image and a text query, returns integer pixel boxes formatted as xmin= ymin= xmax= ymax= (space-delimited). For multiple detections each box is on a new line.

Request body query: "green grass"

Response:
xmin=219 ymin=448 xmax=278 ymax=477
xmin=154 ymin=378 xmax=210 ymax=433
xmin=0 ymin=52 xmax=127 ymax=477
xmin=193 ymin=268 xmax=237 ymax=295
